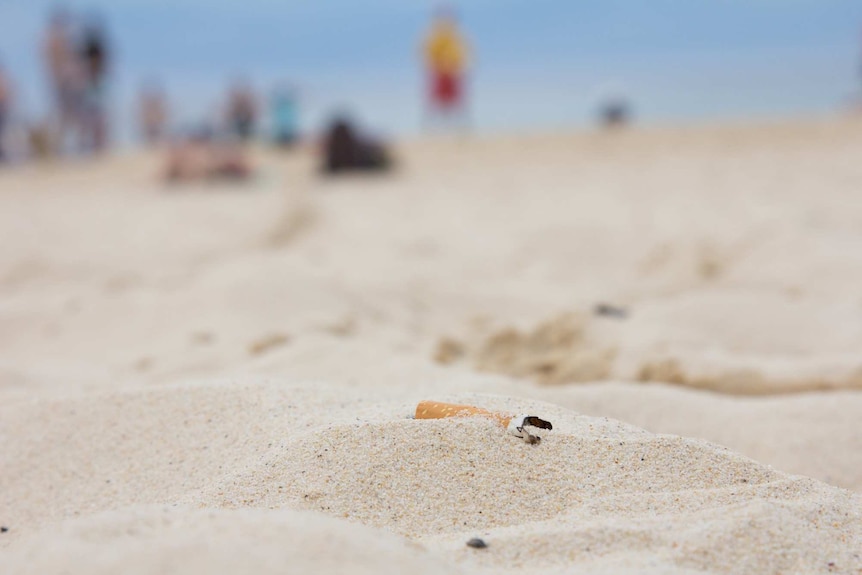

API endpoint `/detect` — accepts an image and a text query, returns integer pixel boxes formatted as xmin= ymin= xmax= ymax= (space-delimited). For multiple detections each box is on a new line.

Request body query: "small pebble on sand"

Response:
xmin=466 ymin=537 xmax=488 ymax=549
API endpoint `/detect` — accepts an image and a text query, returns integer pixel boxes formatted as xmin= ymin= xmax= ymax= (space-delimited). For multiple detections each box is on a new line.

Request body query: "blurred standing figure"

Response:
xmin=423 ymin=7 xmax=470 ymax=128
xmin=0 ymin=61 xmax=12 ymax=162
xmin=227 ymin=81 xmax=257 ymax=141
xmin=271 ymin=86 xmax=298 ymax=148
xmin=859 ymin=25 xmax=862 ymax=92
xmin=78 ymin=17 xmax=110 ymax=153
xmin=138 ymin=82 xmax=168 ymax=145
xmin=43 ymin=9 xmax=82 ymax=150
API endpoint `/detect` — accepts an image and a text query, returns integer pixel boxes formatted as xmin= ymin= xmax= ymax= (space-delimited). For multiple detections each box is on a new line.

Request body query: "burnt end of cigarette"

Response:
xmin=466 ymin=537 xmax=488 ymax=549
xmin=524 ymin=416 xmax=552 ymax=430
xmin=507 ymin=415 xmax=553 ymax=443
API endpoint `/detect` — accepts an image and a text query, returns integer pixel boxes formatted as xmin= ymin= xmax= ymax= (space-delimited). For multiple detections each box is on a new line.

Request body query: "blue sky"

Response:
xmin=1 ymin=0 xmax=861 ymax=138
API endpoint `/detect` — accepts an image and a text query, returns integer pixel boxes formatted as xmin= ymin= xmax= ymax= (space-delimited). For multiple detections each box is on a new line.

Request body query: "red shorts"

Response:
xmin=431 ymin=72 xmax=462 ymax=107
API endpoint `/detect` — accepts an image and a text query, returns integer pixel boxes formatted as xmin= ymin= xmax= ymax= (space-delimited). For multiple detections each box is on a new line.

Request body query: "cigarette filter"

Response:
xmin=414 ymin=400 xmax=552 ymax=443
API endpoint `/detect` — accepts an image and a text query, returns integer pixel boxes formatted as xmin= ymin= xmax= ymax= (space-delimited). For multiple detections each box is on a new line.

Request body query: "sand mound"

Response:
xmin=249 ymin=418 xmax=777 ymax=537
xmin=0 ymin=507 xmax=455 ymax=575
xmin=2 ymin=382 xmax=861 ymax=574
xmin=205 ymin=394 xmax=861 ymax=573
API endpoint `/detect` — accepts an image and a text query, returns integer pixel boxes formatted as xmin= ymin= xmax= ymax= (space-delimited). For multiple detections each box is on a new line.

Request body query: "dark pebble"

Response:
xmin=466 ymin=538 xmax=488 ymax=549
xmin=594 ymin=303 xmax=628 ymax=319
xmin=0 ymin=526 xmax=8 ymax=533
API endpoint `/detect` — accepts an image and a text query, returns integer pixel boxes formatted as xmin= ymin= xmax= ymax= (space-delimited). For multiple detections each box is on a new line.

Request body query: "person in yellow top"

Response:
xmin=423 ymin=8 xmax=469 ymax=117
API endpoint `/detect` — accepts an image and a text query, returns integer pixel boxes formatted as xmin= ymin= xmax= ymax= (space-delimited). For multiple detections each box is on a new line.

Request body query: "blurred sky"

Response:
xmin=1 ymin=0 xmax=862 ymax=140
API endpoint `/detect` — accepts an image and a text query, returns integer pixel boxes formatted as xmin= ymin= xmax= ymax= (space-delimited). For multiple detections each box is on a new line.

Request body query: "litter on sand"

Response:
xmin=413 ymin=400 xmax=552 ymax=444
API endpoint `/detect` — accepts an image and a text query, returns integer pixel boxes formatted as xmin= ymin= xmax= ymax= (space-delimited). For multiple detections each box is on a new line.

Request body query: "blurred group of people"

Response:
xmin=0 ymin=7 xmax=471 ymax=174
xmin=1 ymin=6 xmax=477 ymax=176
xmin=14 ymin=6 xmax=862 ymax=175
xmin=45 ymin=9 xmax=111 ymax=155
xmin=137 ymin=81 xmax=300 ymax=150
xmin=158 ymin=4 xmax=474 ymax=184
xmin=157 ymin=83 xmax=258 ymax=184
xmin=0 ymin=9 xmax=111 ymax=163
xmin=1 ymin=7 xmax=479 ymax=175
xmin=157 ymin=81 xmax=301 ymax=184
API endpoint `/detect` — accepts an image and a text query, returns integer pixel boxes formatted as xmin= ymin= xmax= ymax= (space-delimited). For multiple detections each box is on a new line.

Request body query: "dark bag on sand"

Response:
xmin=323 ymin=118 xmax=391 ymax=174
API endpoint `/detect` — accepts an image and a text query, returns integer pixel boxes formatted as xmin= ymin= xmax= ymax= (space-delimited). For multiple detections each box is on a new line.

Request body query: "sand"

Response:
xmin=2 ymin=118 xmax=862 ymax=573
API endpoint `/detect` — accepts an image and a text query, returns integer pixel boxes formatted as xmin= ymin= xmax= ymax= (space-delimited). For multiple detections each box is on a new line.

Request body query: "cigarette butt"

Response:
xmin=414 ymin=400 xmax=513 ymax=428
xmin=414 ymin=400 xmax=553 ymax=443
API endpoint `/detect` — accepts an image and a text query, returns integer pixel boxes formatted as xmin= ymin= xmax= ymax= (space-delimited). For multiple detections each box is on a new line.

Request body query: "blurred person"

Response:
xmin=598 ymin=97 xmax=631 ymax=128
xmin=226 ymin=80 xmax=258 ymax=141
xmin=78 ymin=16 xmax=111 ymax=153
xmin=592 ymin=82 xmax=632 ymax=129
xmin=271 ymin=85 xmax=299 ymax=148
xmin=208 ymin=139 xmax=252 ymax=180
xmin=0 ymin=61 xmax=11 ymax=162
xmin=321 ymin=115 xmax=391 ymax=174
xmin=28 ymin=122 xmax=54 ymax=160
xmin=422 ymin=7 xmax=470 ymax=128
xmin=164 ymin=126 xmax=252 ymax=184
xmin=164 ymin=129 xmax=211 ymax=182
xmin=859 ymin=25 xmax=862 ymax=92
xmin=43 ymin=8 xmax=83 ymax=150
xmin=138 ymin=82 xmax=169 ymax=145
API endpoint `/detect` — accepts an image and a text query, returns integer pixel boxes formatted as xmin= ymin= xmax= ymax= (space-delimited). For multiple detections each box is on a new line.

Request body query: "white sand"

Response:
xmin=546 ymin=382 xmax=862 ymax=492
xmin=2 ymin=119 xmax=862 ymax=573
xmin=2 ymin=383 xmax=860 ymax=573
xmin=0 ymin=506 xmax=457 ymax=575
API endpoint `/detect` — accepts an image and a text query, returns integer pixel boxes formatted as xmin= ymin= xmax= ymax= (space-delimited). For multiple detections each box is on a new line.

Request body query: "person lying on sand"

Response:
xmin=164 ymin=127 xmax=252 ymax=184
xmin=321 ymin=116 xmax=391 ymax=175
